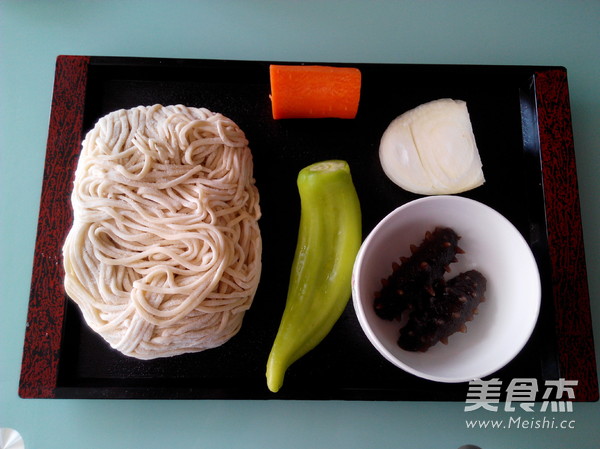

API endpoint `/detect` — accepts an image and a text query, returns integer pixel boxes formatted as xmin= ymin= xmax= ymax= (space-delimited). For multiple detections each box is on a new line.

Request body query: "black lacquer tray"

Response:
xmin=19 ymin=56 xmax=597 ymax=401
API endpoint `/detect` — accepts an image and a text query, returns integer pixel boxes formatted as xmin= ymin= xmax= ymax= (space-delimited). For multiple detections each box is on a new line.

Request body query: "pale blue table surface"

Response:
xmin=1 ymin=1 xmax=599 ymax=448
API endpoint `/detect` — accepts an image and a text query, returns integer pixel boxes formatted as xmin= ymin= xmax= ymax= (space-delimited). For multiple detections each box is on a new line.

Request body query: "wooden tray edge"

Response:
xmin=19 ymin=55 xmax=89 ymax=399
xmin=535 ymin=68 xmax=599 ymax=402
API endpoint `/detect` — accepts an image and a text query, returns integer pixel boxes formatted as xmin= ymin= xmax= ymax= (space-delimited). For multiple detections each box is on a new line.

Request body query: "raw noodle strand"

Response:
xmin=63 ymin=105 xmax=262 ymax=359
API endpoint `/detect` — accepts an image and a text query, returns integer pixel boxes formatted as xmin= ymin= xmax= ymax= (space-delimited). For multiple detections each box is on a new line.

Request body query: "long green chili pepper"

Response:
xmin=266 ymin=160 xmax=362 ymax=393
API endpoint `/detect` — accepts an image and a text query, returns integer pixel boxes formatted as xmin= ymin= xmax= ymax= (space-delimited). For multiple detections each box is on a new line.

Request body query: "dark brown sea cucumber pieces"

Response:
xmin=398 ymin=270 xmax=487 ymax=352
xmin=373 ymin=227 xmax=487 ymax=352
xmin=373 ymin=227 xmax=462 ymax=321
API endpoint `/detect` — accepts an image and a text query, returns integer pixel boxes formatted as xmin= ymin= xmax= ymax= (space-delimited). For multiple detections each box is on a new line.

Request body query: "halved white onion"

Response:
xmin=379 ymin=98 xmax=485 ymax=195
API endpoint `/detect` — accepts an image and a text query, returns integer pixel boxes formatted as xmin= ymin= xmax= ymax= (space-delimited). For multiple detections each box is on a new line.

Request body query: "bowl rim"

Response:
xmin=351 ymin=195 xmax=542 ymax=383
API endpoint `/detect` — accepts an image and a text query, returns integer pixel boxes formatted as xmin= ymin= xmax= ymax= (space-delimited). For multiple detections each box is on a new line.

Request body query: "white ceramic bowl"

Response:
xmin=352 ymin=196 xmax=541 ymax=383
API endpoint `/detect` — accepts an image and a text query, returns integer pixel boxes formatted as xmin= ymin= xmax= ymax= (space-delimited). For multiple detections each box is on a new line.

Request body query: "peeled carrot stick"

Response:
xmin=269 ymin=65 xmax=361 ymax=119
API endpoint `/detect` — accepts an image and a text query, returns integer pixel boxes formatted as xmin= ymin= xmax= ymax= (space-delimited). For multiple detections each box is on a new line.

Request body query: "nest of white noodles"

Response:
xmin=63 ymin=104 xmax=262 ymax=359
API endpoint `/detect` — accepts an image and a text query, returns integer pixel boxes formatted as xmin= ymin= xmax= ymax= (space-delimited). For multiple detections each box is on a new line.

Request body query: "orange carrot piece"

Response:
xmin=269 ymin=65 xmax=361 ymax=119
